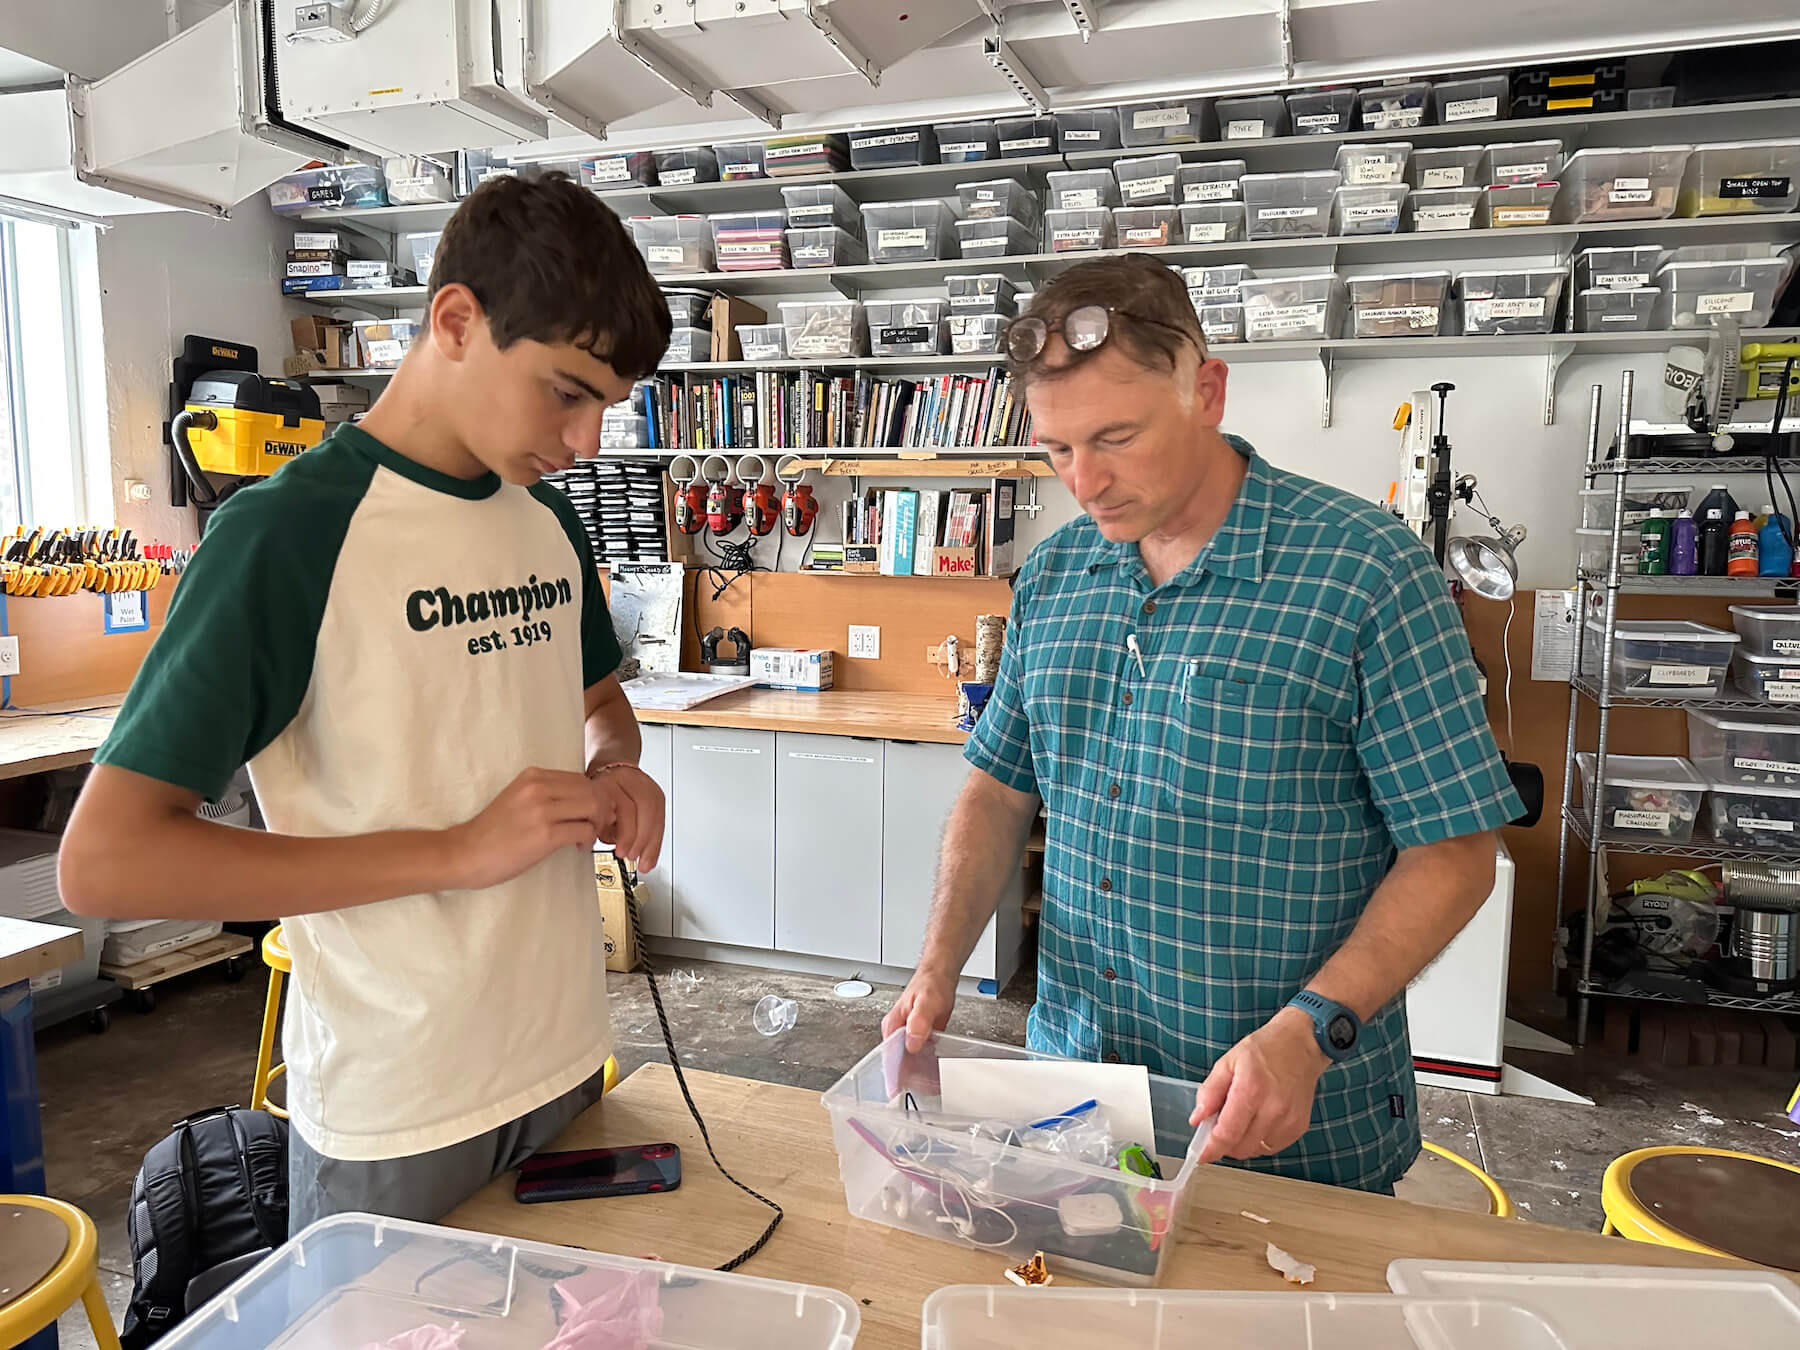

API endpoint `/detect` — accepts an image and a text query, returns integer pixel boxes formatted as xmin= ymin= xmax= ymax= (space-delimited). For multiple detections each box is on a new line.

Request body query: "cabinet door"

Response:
xmin=670 ymin=727 xmax=775 ymax=947
xmin=634 ymin=723 xmax=675 ymax=937
xmin=775 ymin=733 xmax=883 ymax=961
xmin=882 ymin=740 xmax=969 ymax=968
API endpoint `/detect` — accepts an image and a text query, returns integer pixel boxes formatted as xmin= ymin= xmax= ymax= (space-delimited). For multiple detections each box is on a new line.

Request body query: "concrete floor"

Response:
xmin=32 ymin=957 xmax=1800 ymax=1348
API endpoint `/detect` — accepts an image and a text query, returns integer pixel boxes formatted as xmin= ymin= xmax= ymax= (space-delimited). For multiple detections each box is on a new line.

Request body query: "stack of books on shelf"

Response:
xmin=810 ymin=478 xmax=1018 ymax=578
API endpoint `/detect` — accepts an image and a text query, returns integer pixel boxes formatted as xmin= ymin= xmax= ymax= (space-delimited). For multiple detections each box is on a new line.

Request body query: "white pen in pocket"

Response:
xmin=1125 ymin=632 xmax=1147 ymax=676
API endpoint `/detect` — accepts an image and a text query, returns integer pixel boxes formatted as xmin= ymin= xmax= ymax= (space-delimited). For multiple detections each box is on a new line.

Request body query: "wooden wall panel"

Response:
xmin=6 ymin=582 xmax=174 ymax=707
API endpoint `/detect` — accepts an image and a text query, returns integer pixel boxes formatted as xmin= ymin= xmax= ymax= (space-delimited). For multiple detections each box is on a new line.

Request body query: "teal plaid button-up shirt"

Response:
xmin=966 ymin=438 xmax=1521 ymax=1192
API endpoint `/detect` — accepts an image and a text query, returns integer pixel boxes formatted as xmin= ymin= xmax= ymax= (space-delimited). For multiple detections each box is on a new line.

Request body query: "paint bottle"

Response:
xmin=1760 ymin=505 xmax=1794 ymax=579
xmin=1638 ymin=510 xmax=1670 ymax=575
xmin=1696 ymin=485 xmax=1739 ymax=576
xmin=1729 ymin=511 xmax=1760 ymax=577
xmin=1670 ymin=510 xmax=1699 ymax=576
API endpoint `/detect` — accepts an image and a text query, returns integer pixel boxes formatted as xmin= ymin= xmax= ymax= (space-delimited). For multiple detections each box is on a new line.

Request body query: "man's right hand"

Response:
xmin=445 ymin=768 xmax=603 ymax=891
xmin=882 ymin=968 xmax=957 ymax=1052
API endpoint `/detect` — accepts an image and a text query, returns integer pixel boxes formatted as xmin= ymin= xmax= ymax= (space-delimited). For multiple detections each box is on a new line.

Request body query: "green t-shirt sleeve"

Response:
xmin=531 ymin=483 xmax=623 ymax=687
xmin=95 ymin=448 xmax=371 ymax=801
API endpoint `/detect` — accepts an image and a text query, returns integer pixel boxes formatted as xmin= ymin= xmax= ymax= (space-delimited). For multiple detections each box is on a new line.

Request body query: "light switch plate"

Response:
xmin=848 ymin=625 xmax=880 ymax=659
xmin=0 ymin=636 xmax=20 ymax=677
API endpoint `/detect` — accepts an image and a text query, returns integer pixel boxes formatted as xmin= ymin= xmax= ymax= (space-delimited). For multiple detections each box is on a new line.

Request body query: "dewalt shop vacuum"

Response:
xmin=166 ymin=335 xmax=324 ymax=511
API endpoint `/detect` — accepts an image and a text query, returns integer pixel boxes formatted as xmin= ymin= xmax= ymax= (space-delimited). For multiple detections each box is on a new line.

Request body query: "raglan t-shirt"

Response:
xmin=95 ymin=424 xmax=624 ymax=1162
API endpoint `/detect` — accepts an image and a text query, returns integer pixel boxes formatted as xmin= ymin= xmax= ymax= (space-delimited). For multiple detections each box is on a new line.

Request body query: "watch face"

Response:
xmin=1327 ymin=1013 xmax=1357 ymax=1051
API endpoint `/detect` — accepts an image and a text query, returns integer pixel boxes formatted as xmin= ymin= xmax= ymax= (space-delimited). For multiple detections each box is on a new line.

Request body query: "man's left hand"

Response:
xmin=587 ymin=763 xmax=666 ymax=872
xmin=1189 ymin=1006 xmax=1330 ymax=1163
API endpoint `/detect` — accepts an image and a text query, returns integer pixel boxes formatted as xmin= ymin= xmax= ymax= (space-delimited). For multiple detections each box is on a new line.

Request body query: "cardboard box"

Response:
xmin=594 ymin=852 xmax=640 ymax=973
xmin=290 ymin=315 xmax=353 ymax=370
xmin=347 ymin=258 xmax=391 ymax=279
xmin=844 ymin=543 xmax=880 ymax=574
xmin=751 ymin=647 xmax=834 ymax=690
xmin=933 ymin=547 xmax=979 ymax=578
xmin=709 ymin=291 xmax=767 ymax=362
xmin=293 ymin=230 xmax=341 ymax=250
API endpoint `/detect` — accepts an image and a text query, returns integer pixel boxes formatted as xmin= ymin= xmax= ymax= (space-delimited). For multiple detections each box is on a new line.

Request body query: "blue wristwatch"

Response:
xmin=1288 ymin=991 xmax=1361 ymax=1063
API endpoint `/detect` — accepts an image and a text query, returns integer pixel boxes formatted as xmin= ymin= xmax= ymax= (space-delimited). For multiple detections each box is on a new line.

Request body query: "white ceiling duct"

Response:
xmin=0 ymin=88 xmax=168 ymax=220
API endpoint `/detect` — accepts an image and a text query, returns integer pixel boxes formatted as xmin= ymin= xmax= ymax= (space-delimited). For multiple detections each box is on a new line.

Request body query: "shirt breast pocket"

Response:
xmin=1165 ymin=672 xmax=1300 ymax=824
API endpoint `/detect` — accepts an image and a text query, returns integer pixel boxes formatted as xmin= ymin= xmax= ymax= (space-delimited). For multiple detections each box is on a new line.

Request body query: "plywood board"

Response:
xmin=98 ymin=931 xmax=252 ymax=988
xmin=7 ymin=582 xmax=174 ymax=707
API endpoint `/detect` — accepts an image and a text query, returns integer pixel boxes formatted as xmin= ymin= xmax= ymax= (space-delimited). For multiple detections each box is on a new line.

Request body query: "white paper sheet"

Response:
xmin=937 ymin=1057 xmax=1158 ymax=1152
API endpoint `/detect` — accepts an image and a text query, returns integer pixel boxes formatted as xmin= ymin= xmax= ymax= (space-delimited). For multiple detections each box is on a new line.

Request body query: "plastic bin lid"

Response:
xmin=1582 ymin=617 xmax=1740 ymax=643
xmin=1576 ymin=752 xmax=1706 ymax=790
xmin=1351 ymin=270 xmax=1452 ymax=284
xmin=1655 ymin=257 xmax=1790 ymax=280
xmin=1704 ymin=771 xmax=1800 ymax=798
xmin=1457 ymin=266 xmax=1566 ymax=283
xmin=1688 ymin=705 xmax=1800 ymax=732
xmin=1737 ymin=649 xmax=1800 ymax=667
xmin=1242 ymin=169 xmax=1341 ymax=185
xmin=1690 ymin=136 xmax=1800 ymax=152
xmin=1577 ymin=287 xmax=1660 ymax=298
xmin=1578 ymin=244 xmax=1666 ymax=259
xmin=1730 ymin=604 xmax=1800 ymax=623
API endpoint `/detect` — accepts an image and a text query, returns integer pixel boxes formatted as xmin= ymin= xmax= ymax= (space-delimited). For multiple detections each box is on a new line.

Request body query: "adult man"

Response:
xmin=883 ymin=255 xmax=1520 ymax=1192
xmin=61 ymin=173 xmax=671 ymax=1226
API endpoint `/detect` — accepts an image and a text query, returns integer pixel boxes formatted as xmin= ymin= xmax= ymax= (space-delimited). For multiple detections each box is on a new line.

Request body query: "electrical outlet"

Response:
xmin=0 ymin=636 xmax=20 ymax=677
xmin=848 ymin=625 xmax=881 ymax=659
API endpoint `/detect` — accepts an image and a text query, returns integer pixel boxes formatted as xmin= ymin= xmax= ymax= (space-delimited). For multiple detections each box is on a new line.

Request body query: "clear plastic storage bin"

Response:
xmin=821 ymin=1029 xmax=1204 ymax=1286
xmin=1689 ymin=705 xmax=1800 ymax=784
xmin=1435 ymin=74 xmax=1509 ymax=124
xmin=712 ymin=140 xmax=767 ymax=180
xmin=920 ymin=1287 xmax=1572 ymax=1350
xmin=1677 ymin=138 xmax=1800 ymax=216
xmin=867 ymin=299 xmax=949 ymax=356
xmin=1177 ymin=160 xmax=1246 ymax=204
xmin=781 ymin=183 xmax=861 ymax=234
xmin=1243 ymin=170 xmax=1339 ymax=239
xmin=949 ymin=314 xmax=1005 ymax=354
xmin=1180 ymin=202 xmax=1248 ymax=243
xmin=1483 ymin=139 xmax=1565 ymax=186
xmin=1239 ymin=273 xmax=1347 ymax=342
xmin=1217 ymin=94 xmax=1290 ymax=140
xmin=663 ymin=327 xmax=710 ymax=364
xmin=1196 ymin=302 xmax=1245 ymax=344
xmin=956 ymin=215 xmax=1038 ymax=258
xmin=1336 ymin=142 xmax=1412 ymax=187
xmin=1481 ymin=183 xmax=1557 ymax=228
xmin=1576 ymin=528 xmax=1639 ymax=576
xmin=1731 ymin=605 xmax=1800 ymax=658
xmin=1119 ymin=98 xmax=1214 ymax=147
xmin=996 ymin=116 xmax=1057 ymax=158
xmin=1047 ymin=169 xmax=1120 ymax=211
xmin=1653 ymin=258 xmax=1791 ymax=330
xmin=1577 ymin=287 xmax=1659 ymax=332
xmin=947 ymin=272 xmax=1020 ymax=316
xmin=1045 ymin=208 xmax=1115 ymax=253
xmin=156 ymin=1215 xmax=860 ymax=1350
xmin=267 ymin=164 xmax=385 ymax=213
xmin=1707 ymin=778 xmax=1800 ymax=847
xmin=1183 ymin=264 xmax=1255 ymax=302
xmin=1056 ymin=109 xmax=1122 ymax=151
xmin=957 ymin=179 xmax=1039 ymax=223
xmin=1348 ymin=272 xmax=1451 ymax=338
xmin=1455 ymin=268 xmax=1565 ymax=335
xmin=629 ymin=215 xmax=715 ymax=274
xmin=786 ymin=226 xmax=867 ymax=268
xmin=1553 ymin=146 xmax=1691 ymax=222
xmin=382 ymin=156 xmax=454 ymax=204
xmin=1287 ymin=88 xmax=1358 ymax=135
xmin=1358 ymin=81 xmax=1432 ymax=131
xmin=1580 ymin=484 xmax=1693 ymax=530
xmin=666 ymin=289 xmax=710 ymax=326
xmin=1114 ymin=154 xmax=1182 ymax=206
xmin=583 ymin=151 xmax=656 ymax=188
xmin=1575 ymin=752 xmax=1706 ymax=842
xmin=1114 ymin=206 xmax=1180 ymax=248
xmin=861 ymin=200 xmax=957 ymax=263
xmin=1332 ymin=183 xmax=1408 ymax=235
xmin=710 ymin=209 xmax=788 ymax=271
xmin=1575 ymin=245 xmax=1664 ymax=291
xmin=762 ymin=132 xmax=850 ymax=177
xmin=1735 ymin=650 xmax=1800 ymax=705
xmin=779 ymin=300 xmax=867 ymax=358
xmin=848 ymin=125 xmax=937 ymax=170
xmin=1581 ymin=617 xmax=1740 ymax=697
xmin=1406 ymin=188 xmax=1482 ymax=232
xmin=654 ymin=145 xmax=719 ymax=185
xmin=736 ymin=323 xmax=787 ymax=362
xmin=934 ymin=120 xmax=999 ymax=162
xmin=1407 ymin=144 xmax=1485 ymax=190
xmin=401 ymin=231 xmax=440 ymax=282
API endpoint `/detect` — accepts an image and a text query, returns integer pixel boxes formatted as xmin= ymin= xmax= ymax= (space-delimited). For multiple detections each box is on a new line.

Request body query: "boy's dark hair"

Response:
xmin=1009 ymin=253 xmax=1204 ymax=387
xmin=428 ymin=172 xmax=672 ymax=379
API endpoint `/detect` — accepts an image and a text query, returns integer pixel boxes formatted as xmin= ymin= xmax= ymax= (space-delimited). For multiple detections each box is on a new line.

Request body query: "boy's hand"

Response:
xmin=446 ymin=768 xmax=602 ymax=891
xmin=587 ymin=764 xmax=665 ymax=873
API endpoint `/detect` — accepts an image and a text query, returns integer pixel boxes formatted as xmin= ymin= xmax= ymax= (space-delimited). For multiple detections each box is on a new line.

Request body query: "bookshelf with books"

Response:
xmin=809 ymin=477 xmax=1018 ymax=579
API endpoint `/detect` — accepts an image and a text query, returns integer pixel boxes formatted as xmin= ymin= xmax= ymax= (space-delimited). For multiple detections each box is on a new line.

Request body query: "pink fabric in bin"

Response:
xmin=363 ymin=1326 xmax=464 ymax=1350
xmin=544 ymin=1267 xmax=664 ymax=1350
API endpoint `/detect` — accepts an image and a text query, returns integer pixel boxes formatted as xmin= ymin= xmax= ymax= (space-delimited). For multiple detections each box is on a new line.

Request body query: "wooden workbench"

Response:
xmin=0 ymin=698 xmax=122 ymax=781
xmin=445 ymin=1066 xmax=1746 ymax=1350
xmin=634 ymin=687 xmax=967 ymax=744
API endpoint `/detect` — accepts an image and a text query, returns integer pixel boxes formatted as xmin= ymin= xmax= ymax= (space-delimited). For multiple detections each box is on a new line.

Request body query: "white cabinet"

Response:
xmin=774 ymin=733 xmax=884 ymax=961
xmin=670 ymin=726 xmax=775 ymax=948
xmin=634 ymin=722 xmax=675 ymax=937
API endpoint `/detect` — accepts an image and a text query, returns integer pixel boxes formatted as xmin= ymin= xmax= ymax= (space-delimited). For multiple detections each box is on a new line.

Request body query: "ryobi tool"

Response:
xmin=166 ymin=336 xmax=324 ymax=509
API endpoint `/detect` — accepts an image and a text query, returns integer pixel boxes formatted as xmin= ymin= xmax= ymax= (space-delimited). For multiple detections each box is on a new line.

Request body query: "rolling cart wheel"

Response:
xmin=129 ymin=987 xmax=156 ymax=1014
xmin=222 ymin=956 xmax=247 ymax=982
xmin=88 ymin=1007 xmax=110 ymax=1033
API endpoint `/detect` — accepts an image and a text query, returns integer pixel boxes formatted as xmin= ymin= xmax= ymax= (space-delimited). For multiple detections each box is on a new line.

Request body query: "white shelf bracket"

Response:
xmin=612 ymin=0 xmax=716 ymax=109
xmin=1318 ymin=347 xmax=1335 ymax=429
xmin=720 ymin=88 xmax=781 ymax=131
xmin=1543 ymin=342 xmax=1574 ymax=426
xmin=804 ymin=1 xmax=881 ymax=87
xmin=1061 ymin=0 xmax=1101 ymax=39
xmin=983 ymin=27 xmax=1050 ymax=112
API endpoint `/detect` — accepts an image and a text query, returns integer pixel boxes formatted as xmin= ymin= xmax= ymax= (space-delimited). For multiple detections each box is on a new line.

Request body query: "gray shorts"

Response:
xmin=287 ymin=1064 xmax=608 ymax=1234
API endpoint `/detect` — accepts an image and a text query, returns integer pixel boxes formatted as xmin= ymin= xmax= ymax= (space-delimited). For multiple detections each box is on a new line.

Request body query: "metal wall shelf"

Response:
xmin=1591 ymin=452 xmax=1800 ymax=475
xmin=1575 ymin=567 xmax=1800 ymax=595
xmin=1570 ymin=675 xmax=1795 ymax=713
xmin=1577 ymin=979 xmax=1800 ymax=1016
xmin=1565 ymin=805 xmax=1800 ymax=868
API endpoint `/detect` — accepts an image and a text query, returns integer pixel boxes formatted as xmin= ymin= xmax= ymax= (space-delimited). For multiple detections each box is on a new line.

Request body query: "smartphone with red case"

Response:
xmin=513 ymin=1142 xmax=682 ymax=1203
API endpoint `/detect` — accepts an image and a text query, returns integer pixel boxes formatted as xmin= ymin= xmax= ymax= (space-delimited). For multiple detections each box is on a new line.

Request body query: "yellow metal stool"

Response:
xmin=602 ymin=1055 xmax=619 ymax=1095
xmin=250 ymin=925 xmax=290 ymax=1120
xmin=0 ymin=1194 xmax=123 ymax=1350
xmin=1601 ymin=1146 xmax=1800 ymax=1271
xmin=1420 ymin=1140 xmax=1516 ymax=1219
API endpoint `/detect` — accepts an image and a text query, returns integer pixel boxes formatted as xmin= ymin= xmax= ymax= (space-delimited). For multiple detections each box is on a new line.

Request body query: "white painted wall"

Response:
xmin=95 ymin=198 xmax=300 ymax=544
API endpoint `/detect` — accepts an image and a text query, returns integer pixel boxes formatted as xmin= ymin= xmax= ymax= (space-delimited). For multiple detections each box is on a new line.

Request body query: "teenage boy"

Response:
xmin=60 ymin=173 xmax=674 ymax=1228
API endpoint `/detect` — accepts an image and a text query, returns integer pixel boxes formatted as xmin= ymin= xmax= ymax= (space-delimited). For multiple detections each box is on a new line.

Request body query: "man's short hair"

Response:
xmin=428 ymin=172 xmax=672 ymax=380
xmin=1010 ymin=253 xmax=1206 ymax=387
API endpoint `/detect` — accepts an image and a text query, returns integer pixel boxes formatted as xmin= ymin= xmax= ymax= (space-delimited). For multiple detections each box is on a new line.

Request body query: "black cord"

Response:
xmin=621 ymin=867 xmax=784 ymax=1270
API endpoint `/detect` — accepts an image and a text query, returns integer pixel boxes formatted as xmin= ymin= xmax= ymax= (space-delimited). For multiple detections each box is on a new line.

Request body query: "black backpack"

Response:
xmin=120 ymin=1105 xmax=289 ymax=1349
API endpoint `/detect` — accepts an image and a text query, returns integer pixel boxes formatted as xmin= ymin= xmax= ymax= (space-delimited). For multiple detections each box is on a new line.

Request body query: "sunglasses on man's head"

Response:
xmin=1005 ymin=304 xmax=1202 ymax=364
